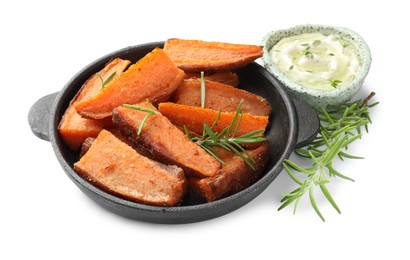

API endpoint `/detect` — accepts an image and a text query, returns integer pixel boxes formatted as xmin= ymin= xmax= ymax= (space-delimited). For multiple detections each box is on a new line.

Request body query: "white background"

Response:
xmin=2 ymin=0 xmax=408 ymax=259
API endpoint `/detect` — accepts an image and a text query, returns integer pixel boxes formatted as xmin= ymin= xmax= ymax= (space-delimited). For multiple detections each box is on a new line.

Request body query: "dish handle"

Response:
xmin=293 ymin=98 xmax=320 ymax=148
xmin=28 ymin=92 xmax=58 ymax=142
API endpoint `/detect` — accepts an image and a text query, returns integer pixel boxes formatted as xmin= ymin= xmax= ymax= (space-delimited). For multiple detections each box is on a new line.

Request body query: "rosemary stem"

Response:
xmin=280 ymin=93 xmax=377 ymax=221
xmin=359 ymin=91 xmax=376 ymax=108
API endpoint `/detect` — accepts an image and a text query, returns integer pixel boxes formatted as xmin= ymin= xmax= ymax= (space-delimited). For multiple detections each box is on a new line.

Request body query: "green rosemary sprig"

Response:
xmin=97 ymin=71 xmax=116 ymax=90
xmin=185 ymin=100 xmax=266 ymax=170
xmin=123 ymin=99 xmax=157 ymax=135
xmin=279 ymin=92 xmax=378 ymax=221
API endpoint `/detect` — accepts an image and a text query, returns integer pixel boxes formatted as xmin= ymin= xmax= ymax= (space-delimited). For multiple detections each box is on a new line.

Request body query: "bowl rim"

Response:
xmin=47 ymin=42 xmax=300 ymax=223
xmin=261 ymin=24 xmax=372 ymax=99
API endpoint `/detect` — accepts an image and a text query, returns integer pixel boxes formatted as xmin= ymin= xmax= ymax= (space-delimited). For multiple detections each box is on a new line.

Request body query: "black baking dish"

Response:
xmin=28 ymin=41 xmax=319 ymax=224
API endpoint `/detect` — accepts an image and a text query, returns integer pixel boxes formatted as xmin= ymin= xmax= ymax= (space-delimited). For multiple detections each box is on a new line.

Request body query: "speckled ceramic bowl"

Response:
xmin=262 ymin=24 xmax=372 ymax=109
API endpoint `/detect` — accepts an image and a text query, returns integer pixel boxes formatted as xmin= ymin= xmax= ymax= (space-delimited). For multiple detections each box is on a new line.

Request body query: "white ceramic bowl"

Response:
xmin=262 ymin=24 xmax=372 ymax=109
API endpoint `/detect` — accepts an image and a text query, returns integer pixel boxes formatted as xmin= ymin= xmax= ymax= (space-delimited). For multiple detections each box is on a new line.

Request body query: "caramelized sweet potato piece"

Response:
xmin=74 ymin=130 xmax=187 ymax=206
xmin=75 ymin=48 xmax=186 ymax=119
xmin=58 ymin=58 xmax=131 ymax=150
xmin=112 ymin=102 xmax=221 ymax=178
xmin=163 ymin=38 xmax=263 ymax=72
xmin=79 ymin=128 xmax=132 ymax=158
xmin=185 ymin=71 xmax=239 ymax=87
xmin=158 ymin=102 xmax=269 ymax=137
xmin=189 ymin=142 xmax=269 ymax=202
xmin=171 ymin=79 xmax=271 ymax=116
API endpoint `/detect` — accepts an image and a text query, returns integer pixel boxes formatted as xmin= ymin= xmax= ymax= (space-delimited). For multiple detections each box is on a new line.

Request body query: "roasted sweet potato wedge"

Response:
xmin=79 ymin=128 xmax=133 ymax=158
xmin=112 ymin=101 xmax=221 ymax=178
xmin=188 ymin=142 xmax=269 ymax=202
xmin=171 ymin=79 xmax=271 ymax=116
xmin=185 ymin=71 xmax=239 ymax=87
xmin=74 ymin=130 xmax=187 ymax=206
xmin=158 ymin=102 xmax=269 ymax=137
xmin=163 ymin=38 xmax=263 ymax=72
xmin=58 ymin=58 xmax=131 ymax=150
xmin=75 ymin=48 xmax=186 ymax=119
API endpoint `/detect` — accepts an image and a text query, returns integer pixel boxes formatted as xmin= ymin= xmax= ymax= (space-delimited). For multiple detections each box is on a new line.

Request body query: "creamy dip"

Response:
xmin=270 ymin=33 xmax=361 ymax=91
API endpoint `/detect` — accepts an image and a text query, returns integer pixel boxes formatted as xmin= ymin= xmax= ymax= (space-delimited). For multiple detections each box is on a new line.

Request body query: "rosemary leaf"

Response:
xmin=210 ymin=110 xmax=222 ymax=130
xmin=204 ymin=123 xmax=219 ymax=142
xmin=284 ymin=159 xmax=314 ymax=175
xmin=200 ymin=144 xmax=225 ymax=165
xmin=183 ymin=125 xmax=192 ymax=139
xmin=278 ymin=189 xmax=300 ymax=210
xmin=226 ymin=100 xmax=243 ymax=135
xmin=97 ymin=71 xmax=116 ymax=90
xmin=123 ymin=103 xmax=157 ymax=114
xmin=232 ymin=112 xmax=244 ymax=137
xmin=327 ymin=164 xmax=354 ymax=182
xmin=215 ymin=141 xmax=231 ymax=151
xmin=338 ymin=151 xmax=364 ymax=160
xmin=122 ymin=99 xmax=157 ymax=136
xmin=138 ymin=114 xmax=151 ymax=135
xmin=321 ymin=108 xmax=335 ymax=124
xmin=224 ymin=142 xmax=256 ymax=171
xmin=322 ymin=135 xmax=348 ymax=165
xmin=283 ymin=163 xmax=304 ymax=185
xmin=96 ymin=73 xmax=104 ymax=87
xmin=293 ymin=195 xmax=302 ymax=215
xmin=295 ymin=149 xmax=321 ymax=158
xmin=104 ymin=71 xmax=116 ymax=86
xmin=232 ymin=141 xmax=256 ymax=164
xmin=238 ymin=129 xmax=265 ymax=138
xmin=309 ymin=186 xmax=325 ymax=222
xmin=319 ymin=184 xmax=341 ymax=214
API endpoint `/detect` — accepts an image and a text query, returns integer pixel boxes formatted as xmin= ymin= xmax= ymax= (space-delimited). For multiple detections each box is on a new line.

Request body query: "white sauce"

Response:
xmin=270 ymin=33 xmax=361 ymax=91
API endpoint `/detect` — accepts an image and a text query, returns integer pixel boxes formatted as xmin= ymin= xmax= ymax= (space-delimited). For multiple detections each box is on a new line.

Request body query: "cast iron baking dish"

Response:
xmin=28 ymin=41 xmax=319 ymax=224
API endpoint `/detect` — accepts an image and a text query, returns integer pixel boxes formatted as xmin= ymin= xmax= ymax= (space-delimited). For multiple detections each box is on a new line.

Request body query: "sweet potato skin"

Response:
xmin=58 ymin=58 xmax=131 ymax=150
xmin=75 ymin=48 xmax=186 ymax=119
xmin=171 ymin=79 xmax=272 ymax=116
xmin=74 ymin=130 xmax=187 ymax=206
xmin=79 ymin=137 xmax=95 ymax=158
xmin=58 ymin=109 xmax=104 ymax=151
xmin=158 ymin=102 xmax=269 ymax=137
xmin=112 ymin=102 xmax=221 ymax=178
xmin=189 ymin=142 xmax=269 ymax=202
xmin=163 ymin=38 xmax=263 ymax=72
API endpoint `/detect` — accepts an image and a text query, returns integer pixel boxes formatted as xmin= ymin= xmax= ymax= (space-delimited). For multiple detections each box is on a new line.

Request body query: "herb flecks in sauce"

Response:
xmin=270 ymin=33 xmax=361 ymax=91
xmin=330 ymin=79 xmax=342 ymax=88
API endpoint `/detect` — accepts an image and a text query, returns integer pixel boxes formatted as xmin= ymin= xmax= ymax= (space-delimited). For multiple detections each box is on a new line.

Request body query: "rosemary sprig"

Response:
xmin=97 ymin=71 xmax=116 ymax=90
xmin=123 ymin=99 xmax=157 ymax=135
xmin=279 ymin=92 xmax=378 ymax=221
xmin=186 ymin=100 xmax=266 ymax=170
